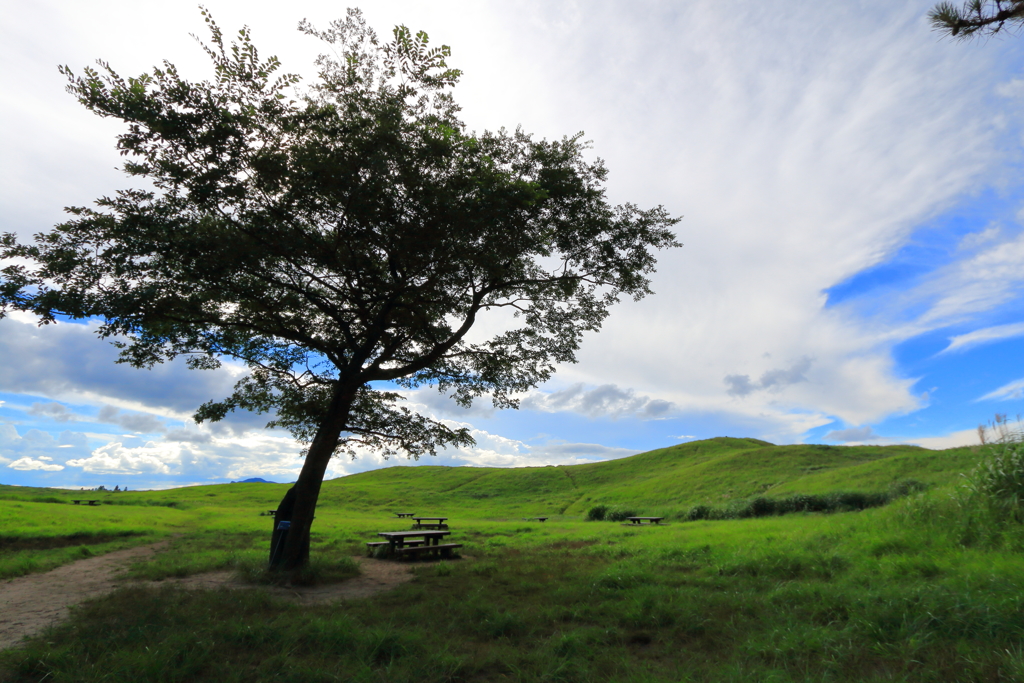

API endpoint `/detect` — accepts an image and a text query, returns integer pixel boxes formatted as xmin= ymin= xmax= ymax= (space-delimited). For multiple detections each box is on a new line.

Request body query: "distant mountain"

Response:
xmin=230 ymin=477 xmax=277 ymax=484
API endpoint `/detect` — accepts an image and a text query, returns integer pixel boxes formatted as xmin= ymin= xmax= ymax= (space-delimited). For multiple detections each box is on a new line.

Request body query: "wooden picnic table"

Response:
xmin=373 ymin=530 xmax=460 ymax=560
xmin=625 ymin=516 xmax=664 ymax=525
xmin=412 ymin=516 xmax=448 ymax=529
xmin=376 ymin=530 xmax=450 ymax=550
xmin=395 ymin=512 xmax=415 ymax=518
xmin=71 ymin=500 xmax=101 ymax=506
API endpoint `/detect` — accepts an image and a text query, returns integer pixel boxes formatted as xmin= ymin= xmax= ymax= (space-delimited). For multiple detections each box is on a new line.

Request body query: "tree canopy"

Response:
xmin=0 ymin=9 xmax=680 ymax=568
xmin=930 ymin=0 xmax=1024 ymax=38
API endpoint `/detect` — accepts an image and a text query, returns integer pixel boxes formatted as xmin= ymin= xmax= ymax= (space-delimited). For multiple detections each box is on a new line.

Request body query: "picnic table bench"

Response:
xmin=375 ymin=530 xmax=460 ymax=559
xmin=395 ymin=512 xmax=415 ymax=518
xmin=625 ymin=516 xmax=665 ymax=525
xmin=395 ymin=543 xmax=462 ymax=559
xmin=71 ymin=500 xmax=101 ymax=506
xmin=412 ymin=516 xmax=448 ymax=529
xmin=525 ymin=517 xmax=548 ymax=522
xmin=366 ymin=539 xmax=425 ymax=551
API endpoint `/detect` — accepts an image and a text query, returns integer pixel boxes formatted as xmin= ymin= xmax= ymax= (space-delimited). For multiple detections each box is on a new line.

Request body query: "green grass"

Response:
xmin=2 ymin=437 xmax=1022 ymax=681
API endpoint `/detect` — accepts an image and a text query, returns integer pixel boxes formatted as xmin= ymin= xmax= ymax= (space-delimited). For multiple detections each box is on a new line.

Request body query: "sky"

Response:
xmin=2 ymin=0 xmax=1024 ymax=490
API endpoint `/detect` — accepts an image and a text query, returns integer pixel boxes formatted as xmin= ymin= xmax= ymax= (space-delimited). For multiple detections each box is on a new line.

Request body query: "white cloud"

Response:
xmin=0 ymin=424 xmax=93 ymax=467
xmin=914 ymin=231 xmax=1024 ymax=328
xmin=978 ymin=378 xmax=1024 ymax=402
xmin=493 ymin=0 xmax=1010 ymax=436
xmin=8 ymin=457 xmax=64 ymax=471
xmin=404 ymin=388 xmax=497 ymax=420
xmin=444 ymin=430 xmax=639 ymax=469
xmin=66 ymin=442 xmax=177 ymax=475
xmin=529 ymin=441 xmax=638 ymax=463
xmin=959 ymin=224 xmax=1002 ymax=251
xmin=996 ymin=78 xmax=1024 ymax=99
xmin=940 ymin=322 xmax=1024 ymax=354
xmin=823 ymin=426 xmax=881 ymax=443
xmin=905 ymin=428 xmax=981 ymax=450
xmin=521 ymin=383 xmax=674 ymax=420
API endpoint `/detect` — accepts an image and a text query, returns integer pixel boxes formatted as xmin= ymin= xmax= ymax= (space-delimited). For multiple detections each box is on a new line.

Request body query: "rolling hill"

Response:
xmin=0 ymin=437 xmax=981 ymax=518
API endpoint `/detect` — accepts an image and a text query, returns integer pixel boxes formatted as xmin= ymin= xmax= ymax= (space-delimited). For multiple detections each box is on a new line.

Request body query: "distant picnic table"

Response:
xmin=412 ymin=516 xmax=448 ymax=529
xmin=525 ymin=517 xmax=548 ymax=522
xmin=625 ymin=516 xmax=664 ymax=525
xmin=395 ymin=512 xmax=415 ymax=518
xmin=71 ymin=500 xmax=101 ymax=506
xmin=368 ymin=530 xmax=461 ymax=559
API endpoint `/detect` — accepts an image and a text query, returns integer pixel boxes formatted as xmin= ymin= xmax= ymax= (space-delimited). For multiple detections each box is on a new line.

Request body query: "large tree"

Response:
xmin=0 ymin=9 xmax=679 ymax=569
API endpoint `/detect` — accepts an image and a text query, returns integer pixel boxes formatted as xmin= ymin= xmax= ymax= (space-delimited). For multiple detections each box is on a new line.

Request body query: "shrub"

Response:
xmin=684 ymin=489 xmax=898 ymax=524
xmin=586 ymin=505 xmax=608 ymax=521
xmin=686 ymin=505 xmax=712 ymax=521
xmin=738 ymin=496 xmax=776 ymax=518
xmin=607 ymin=509 xmax=637 ymax=522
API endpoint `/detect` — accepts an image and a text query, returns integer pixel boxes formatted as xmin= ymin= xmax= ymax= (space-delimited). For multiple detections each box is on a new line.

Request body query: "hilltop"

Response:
xmin=315 ymin=436 xmax=977 ymax=516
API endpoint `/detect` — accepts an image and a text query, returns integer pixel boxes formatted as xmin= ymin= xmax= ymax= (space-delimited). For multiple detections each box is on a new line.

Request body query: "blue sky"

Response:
xmin=2 ymin=0 xmax=1024 ymax=489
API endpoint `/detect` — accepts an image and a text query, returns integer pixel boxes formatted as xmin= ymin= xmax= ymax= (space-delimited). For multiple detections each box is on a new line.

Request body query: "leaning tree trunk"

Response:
xmin=275 ymin=384 xmax=356 ymax=571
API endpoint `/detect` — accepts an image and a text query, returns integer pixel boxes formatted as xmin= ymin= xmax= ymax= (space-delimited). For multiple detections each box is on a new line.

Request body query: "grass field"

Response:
xmin=3 ymin=437 xmax=1024 ymax=682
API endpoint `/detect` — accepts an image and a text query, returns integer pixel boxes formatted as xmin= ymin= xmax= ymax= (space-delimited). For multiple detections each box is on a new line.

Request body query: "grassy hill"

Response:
xmin=1 ymin=437 xmax=982 ymax=519
xmin=315 ymin=437 xmax=980 ymax=517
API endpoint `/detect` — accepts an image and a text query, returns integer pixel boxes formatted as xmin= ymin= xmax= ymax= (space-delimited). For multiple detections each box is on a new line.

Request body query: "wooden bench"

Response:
xmin=525 ymin=517 xmax=548 ymax=522
xmin=624 ymin=516 xmax=665 ymax=525
xmin=412 ymin=517 xmax=448 ymax=530
xmin=72 ymin=500 xmax=101 ymax=506
xmin=394 ymin=543 xmax=462 ymax=559
xmin=366 ymin=540 xmax=425 ymax=550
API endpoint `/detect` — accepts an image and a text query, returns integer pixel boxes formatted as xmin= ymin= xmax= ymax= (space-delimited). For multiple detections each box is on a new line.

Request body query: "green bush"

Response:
xmin=607 ymin=508 xmax=637 ymax=522
xmin=586 ymin=505 xmax=608 ymax=521
xmin=686 ymin=505 xmax=712 ymax=521
xmin=684 ymin=489 xmax=903 ymax=523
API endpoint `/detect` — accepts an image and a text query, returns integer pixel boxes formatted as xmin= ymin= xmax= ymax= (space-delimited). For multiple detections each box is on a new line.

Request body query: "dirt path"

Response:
xmin=0 ymin=543 xmax=413 ymax=651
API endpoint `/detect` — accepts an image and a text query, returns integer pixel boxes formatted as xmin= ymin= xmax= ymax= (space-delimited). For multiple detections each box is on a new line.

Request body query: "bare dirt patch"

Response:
xmin=0 ymin=543 xmax=412 ymax=651
xmin=157 ymin=556 xmax=414 ymax=603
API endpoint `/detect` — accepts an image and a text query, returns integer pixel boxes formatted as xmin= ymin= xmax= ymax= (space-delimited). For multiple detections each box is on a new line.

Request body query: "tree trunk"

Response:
xmin=275 ymin=383 xmax=356 ymax=571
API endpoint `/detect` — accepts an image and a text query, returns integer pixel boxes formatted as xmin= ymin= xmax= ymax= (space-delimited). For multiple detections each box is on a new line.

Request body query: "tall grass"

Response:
xmin=895 ymin=415 xmax=1024 ymax=550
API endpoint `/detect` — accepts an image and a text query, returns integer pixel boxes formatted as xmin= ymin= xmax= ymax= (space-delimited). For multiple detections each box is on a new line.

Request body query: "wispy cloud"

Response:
xmin=522 ymin=384 xmax=674 ymax=420
xmin=940 ymin=322 xmax=1024 ymax=355
xmin=978 ymin=378 xmax=1024 ymax=402
xmin=824 ymin=425 xmax=881 ymax=442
